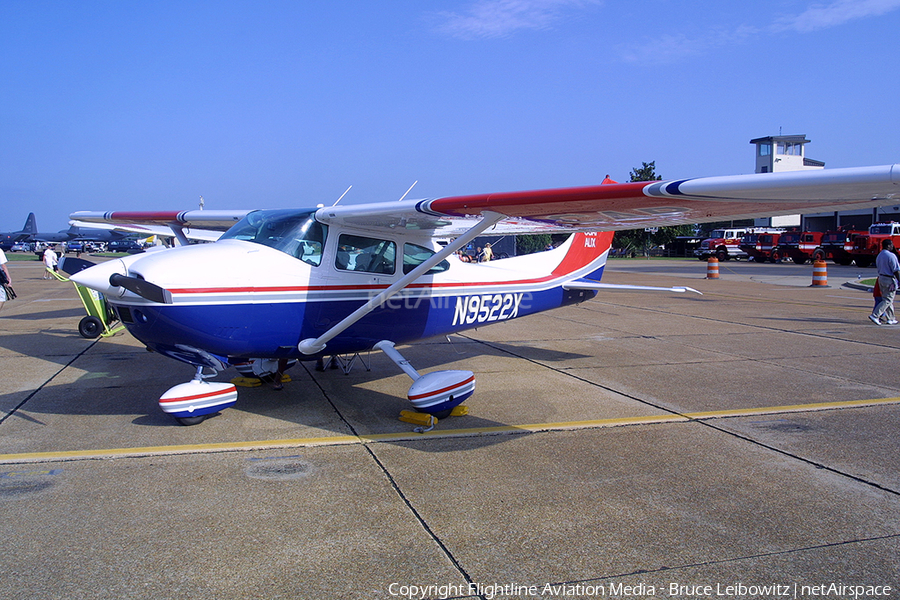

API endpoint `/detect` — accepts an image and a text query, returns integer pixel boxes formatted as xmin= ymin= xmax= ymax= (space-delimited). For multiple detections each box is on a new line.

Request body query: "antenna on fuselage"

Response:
xmin=332 ymin=185 xmax=352 ymax=207
xmin=398 ymin=181 xmax=418 ymax=202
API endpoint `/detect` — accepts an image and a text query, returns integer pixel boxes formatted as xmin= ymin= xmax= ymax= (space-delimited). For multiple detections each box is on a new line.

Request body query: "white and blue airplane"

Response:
xmin=67 ymin=165 xmax=899 ymax=425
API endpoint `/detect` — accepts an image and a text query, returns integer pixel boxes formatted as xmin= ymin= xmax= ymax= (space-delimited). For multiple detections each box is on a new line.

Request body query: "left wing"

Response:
xmin=316 ymin=164 xmax=899 ymax=236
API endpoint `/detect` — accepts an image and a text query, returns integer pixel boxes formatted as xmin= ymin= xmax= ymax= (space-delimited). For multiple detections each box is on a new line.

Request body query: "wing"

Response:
xmin=316 ymin=164 xmax=899 ymax=237
xmin=68 ymin=210 xmax=252 ymax=242
xmin=70 ymin=165 xmax=899 ymax=240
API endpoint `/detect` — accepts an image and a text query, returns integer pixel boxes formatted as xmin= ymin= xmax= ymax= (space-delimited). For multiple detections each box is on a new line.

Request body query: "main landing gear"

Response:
xmin=157 ymin=345 xmax=475 ymax=429
xmin=159 ymin=366 xmax=238 ymax=426
xmin=374 ymin=340 xmax=475 ymax=431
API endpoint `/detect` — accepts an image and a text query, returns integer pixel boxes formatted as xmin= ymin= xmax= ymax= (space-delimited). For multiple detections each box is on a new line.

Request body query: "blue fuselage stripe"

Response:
xmin=112 ymin=284 xmax=598 ymax=366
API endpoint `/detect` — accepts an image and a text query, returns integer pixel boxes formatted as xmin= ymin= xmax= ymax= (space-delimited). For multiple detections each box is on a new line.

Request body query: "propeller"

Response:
xmin=109 ymin=273 xmax=173 ymax=304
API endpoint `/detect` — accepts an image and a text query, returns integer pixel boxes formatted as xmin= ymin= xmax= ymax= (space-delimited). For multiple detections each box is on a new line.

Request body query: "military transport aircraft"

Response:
xmin=66 ymin=164 xmax=898 ymax=426
xmin=30 ymin=223 xmax=132 ymax=245
xmin=0 ymin=213 xmax=37 ymax=250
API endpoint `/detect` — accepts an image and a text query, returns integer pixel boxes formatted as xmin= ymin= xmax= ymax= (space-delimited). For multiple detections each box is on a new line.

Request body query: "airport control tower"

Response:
xmin=749 ymin=134 xmax=825 ymax=174
xmin=749 ymin=134 xmax=825 ymax=228
xmin=750 ymin=133 xmax=900 ymax=230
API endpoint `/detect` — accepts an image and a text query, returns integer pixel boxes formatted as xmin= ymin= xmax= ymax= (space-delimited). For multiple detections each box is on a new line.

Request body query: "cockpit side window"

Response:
xmin=220 ymin=209 xmax=327 ymax=266
xmin=403 ymin=243 xmax=450 ymax=275
xmin=335 ymin=234 xmax=396 ymax=275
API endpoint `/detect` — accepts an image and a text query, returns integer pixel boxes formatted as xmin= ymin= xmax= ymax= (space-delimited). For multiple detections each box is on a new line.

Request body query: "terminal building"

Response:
xmin=750 ymin=134 xmax=900 ymax=231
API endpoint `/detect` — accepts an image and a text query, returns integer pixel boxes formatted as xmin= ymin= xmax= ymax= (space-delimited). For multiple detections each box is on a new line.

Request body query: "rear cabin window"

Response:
xmin=403 ymin=243 xmax=450 ymax=275
xmin=335 ymin=234 xmax=396 ymax=274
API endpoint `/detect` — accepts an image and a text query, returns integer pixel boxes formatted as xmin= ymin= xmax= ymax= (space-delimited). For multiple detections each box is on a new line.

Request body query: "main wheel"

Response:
xmin=176 ymin=416 xmax=206 ymax=426
xmin=78 ymin=316 xmax=103 ymax=339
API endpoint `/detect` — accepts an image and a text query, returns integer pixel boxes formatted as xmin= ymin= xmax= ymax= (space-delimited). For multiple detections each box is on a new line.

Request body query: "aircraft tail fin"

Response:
xmin=551 ymin=231 xmax=614 ymax=282
xmin=23 ymin=213 xmax=36 ymax=234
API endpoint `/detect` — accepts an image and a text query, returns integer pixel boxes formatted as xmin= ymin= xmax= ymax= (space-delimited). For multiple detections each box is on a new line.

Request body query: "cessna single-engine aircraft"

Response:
xmin=67 ymin=165 xmax=898 ymax=426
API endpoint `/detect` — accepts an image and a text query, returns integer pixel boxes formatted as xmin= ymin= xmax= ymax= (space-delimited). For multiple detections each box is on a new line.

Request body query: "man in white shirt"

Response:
xmin=42 ymin=246 xmax=58 ymax=279
xmin=0 ymin=248 xmax=10 ymax=310
xmin=870 ymin=239 xmax=900 ymax=325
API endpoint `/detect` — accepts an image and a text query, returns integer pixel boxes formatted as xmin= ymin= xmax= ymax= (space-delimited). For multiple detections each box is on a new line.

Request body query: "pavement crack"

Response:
xmin=301 ymin=362 xmax=481 ymax=594
xmin=461 ymin=334 xmax=900 ymax=498
xmin=543 ymin=533 xmax=900 ymax=588
xmin=0 ymin=339 xmax=100 ymax=426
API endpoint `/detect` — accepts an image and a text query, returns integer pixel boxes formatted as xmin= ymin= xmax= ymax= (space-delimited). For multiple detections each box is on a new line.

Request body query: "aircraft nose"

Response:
xmin=70 ymin=258 xmax=128 ymax=297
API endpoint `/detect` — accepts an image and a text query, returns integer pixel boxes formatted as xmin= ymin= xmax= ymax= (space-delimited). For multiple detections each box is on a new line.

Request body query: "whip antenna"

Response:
xmin=398 ymin=181 xmax=418 ymax=202
xmin=332 ymin=185 xmax=352 ymax=207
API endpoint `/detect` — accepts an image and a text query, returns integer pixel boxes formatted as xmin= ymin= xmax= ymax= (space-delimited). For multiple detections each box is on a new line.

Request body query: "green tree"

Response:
xmin=516 ymin=233 xmax=551 ymax=255
xmin=630 ymin=161 xmax=662 ymax=183
xmin=613 ymin=161 xmax=695 ymax=255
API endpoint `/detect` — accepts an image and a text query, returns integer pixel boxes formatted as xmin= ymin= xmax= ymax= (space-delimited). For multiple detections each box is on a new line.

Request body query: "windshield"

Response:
xmin=220 ymin=209 xmax=328 ymax=266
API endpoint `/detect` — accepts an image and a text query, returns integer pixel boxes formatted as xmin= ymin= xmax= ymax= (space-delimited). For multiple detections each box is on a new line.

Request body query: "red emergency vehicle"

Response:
xmin=739 ymin=232 xmax=786 ymax=262
xmin=695 ymin=228 xmax=748 ymax=261
xmin=849 ymin=223 xmax=900 ymax=268
xmin=817 ymin=229 xmax=865 ymax=265
xmin=775 ymin=231 xmax=824 ymax=264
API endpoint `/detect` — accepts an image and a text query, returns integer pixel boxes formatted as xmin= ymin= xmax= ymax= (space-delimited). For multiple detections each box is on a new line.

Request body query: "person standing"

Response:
xmin=0 ymin=247 xmax=10 ymax=312
xmin=42 ymin=245 xmax=58 ymax=279
xmin=870 ymin=239 xmax=900 ymax=325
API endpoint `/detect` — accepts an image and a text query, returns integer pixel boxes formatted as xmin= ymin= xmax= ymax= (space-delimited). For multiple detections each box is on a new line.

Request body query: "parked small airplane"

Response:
xmin=67 ymin=164 xmax=898 ymax=426
xmin=0 ymin=213 xmax=37 ymax=250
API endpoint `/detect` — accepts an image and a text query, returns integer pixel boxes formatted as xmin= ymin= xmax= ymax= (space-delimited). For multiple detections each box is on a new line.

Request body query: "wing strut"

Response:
xmin=297 ymin=211 xmax=506 ymax=355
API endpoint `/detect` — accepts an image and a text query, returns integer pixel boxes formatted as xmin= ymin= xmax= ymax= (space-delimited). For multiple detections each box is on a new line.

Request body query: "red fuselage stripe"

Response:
xmin=167 ymin=275 xmax=567 ymax=295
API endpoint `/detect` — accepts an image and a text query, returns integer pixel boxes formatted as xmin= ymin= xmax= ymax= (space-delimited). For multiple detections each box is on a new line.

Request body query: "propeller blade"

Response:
xmin=58 ymin=256 xmax=97 ymax=276
xmin=109 ymin=273 xmax=173 ymax=304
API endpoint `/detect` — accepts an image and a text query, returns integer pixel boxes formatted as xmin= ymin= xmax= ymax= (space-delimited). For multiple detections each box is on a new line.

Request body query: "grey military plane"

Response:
xmin=30 ymin=223 xmax=130 ymax=245
xmin=0 ymin=213 xmax=37 ymax=250
xmin=1 ymin=213 xmax=132 ymax=250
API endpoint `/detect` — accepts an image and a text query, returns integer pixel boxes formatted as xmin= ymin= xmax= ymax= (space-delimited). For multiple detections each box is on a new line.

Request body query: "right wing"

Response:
xmin=69 ymin=210 xmax=252 ymax=243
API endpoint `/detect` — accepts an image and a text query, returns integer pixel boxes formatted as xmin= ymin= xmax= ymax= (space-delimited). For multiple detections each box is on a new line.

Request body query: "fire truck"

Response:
xmin=848 ymin=223 xmax=900 ymax=268
xmin=774 ymin=231 xmax=824 ymax=264
xmin=739 ymin=231 xmax=783 ymax=262
xmin=697 ymin=227 xmax=786 ymax=261
xmin=817 ymin=229 xmax=865 ymax=265
xmin=695 ymin=228 xmax=747 ymax=261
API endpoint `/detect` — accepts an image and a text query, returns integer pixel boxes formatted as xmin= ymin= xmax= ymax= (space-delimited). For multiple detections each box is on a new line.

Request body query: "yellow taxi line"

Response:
xmin=1 ymin=396 xmax=899 ymax=464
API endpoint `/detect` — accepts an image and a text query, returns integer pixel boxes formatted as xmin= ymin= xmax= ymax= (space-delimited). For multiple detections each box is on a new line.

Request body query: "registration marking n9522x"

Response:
xmin=453 ymin=293 xmax=524 ymax=326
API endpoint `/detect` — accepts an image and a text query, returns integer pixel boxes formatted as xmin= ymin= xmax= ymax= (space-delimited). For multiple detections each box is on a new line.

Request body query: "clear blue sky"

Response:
xmin=2 ymin=0 xmax=899 ymax=231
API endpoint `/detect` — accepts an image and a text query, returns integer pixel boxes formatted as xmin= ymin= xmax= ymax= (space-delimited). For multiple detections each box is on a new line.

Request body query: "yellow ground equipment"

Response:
xmin=50 ymin=267 xmax=125 ymax=339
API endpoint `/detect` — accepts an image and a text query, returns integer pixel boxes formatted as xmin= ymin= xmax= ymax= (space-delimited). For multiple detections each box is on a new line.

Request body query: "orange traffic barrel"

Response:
xmin=706 ymin=257 xmax=719 ymax=279
xmin=811 ymin=260 xmax=828 ymax=287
